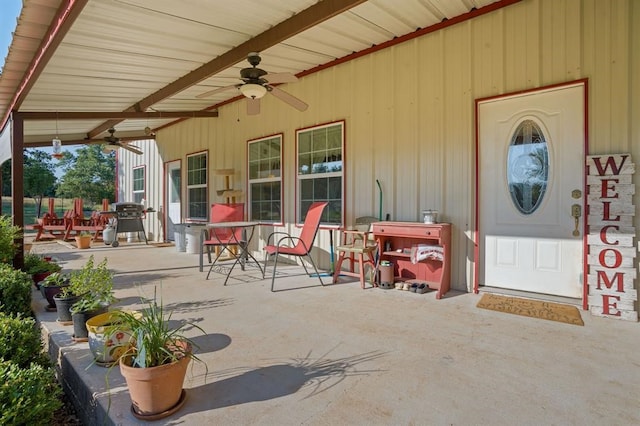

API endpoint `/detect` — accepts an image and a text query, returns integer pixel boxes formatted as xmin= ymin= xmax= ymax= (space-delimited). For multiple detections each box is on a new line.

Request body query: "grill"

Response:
xmin=110 ymin=203 xmax=148 ymax=247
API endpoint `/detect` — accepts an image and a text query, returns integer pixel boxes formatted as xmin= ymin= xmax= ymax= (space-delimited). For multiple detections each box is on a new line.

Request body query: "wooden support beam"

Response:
xmin=86 ymin=0 xmax=367 ymax=138
xmin=15 ymin=110 xmax=218 ymax=120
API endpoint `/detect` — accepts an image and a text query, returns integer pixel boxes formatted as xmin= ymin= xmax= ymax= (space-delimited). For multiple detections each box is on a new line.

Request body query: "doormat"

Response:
xmin=477 ymin=293 xmax=584 ymax=326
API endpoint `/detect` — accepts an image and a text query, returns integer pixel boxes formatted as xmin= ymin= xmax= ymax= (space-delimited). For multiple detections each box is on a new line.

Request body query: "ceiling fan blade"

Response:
xmin=246 ymin=98 xmax=260 ymax=116
xmin=196 ymin=84 xmax=240 ymax=99
xmin=264 ymin=72 xmax=298 ymax=84
xmin=120 ymin=144 xmax=143 ymax=155
xmin=269 ymin=86 xmax=308 ymax=112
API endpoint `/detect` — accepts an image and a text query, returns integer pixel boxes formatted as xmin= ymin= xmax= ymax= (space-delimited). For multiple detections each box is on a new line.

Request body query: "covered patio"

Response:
xmin=29 ymin=237 xmax=640 ymax=425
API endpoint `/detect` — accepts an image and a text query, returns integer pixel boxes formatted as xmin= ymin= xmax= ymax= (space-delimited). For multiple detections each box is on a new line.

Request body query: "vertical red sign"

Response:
xmin=586 ymin=154 xmax=637 ymax=321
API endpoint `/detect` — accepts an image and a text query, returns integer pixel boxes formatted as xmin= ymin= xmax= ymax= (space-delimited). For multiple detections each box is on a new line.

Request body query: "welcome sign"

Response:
xmin=586 ymin=154 xmax=637 ymax=321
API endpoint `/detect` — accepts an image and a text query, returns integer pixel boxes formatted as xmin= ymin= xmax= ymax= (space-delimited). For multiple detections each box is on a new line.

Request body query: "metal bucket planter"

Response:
xmin=86 ymin=311 xmax=139 ymax=366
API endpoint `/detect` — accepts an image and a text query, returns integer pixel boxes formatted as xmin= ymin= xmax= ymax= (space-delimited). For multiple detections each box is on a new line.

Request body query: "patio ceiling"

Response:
xmin=0 ymin=0 xmax=514 ymax=148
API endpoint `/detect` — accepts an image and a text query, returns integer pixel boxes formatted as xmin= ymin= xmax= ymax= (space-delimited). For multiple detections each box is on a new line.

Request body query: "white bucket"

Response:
xmin=127 ymin=232 xmax=139 ymax=243
xmin=184 ymin=225 xmax=202 ymax=254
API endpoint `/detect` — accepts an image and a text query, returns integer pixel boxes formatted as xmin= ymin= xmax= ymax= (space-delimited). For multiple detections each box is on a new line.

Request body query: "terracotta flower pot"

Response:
xmin=119 ymin=342 xmax=191 ymax=419
xmin=75 ymin=235 xmax=92 ymax=249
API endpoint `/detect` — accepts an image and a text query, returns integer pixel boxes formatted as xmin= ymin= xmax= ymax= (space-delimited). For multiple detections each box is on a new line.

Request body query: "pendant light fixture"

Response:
xmin=51 ymin=113 xmax=63 ymax=159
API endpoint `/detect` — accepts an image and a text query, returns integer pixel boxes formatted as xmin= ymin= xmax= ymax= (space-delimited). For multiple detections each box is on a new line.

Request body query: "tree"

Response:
xmin=56 ymin=145 xmax=115 ymax=205
xmin=24 ymin=150 xmax=57 ymax=218
xmin=1 ymin=160 xmax=10 ymax=196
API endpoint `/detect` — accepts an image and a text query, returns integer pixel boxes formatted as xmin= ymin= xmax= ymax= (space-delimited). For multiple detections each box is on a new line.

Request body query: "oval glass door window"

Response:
xmin=506 ymin=119 xmax=549 ymax=214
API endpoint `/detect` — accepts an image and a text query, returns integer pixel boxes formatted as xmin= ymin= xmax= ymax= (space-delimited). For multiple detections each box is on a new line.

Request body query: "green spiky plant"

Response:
xmin=107 ymin=287 xmax=204 ymax=368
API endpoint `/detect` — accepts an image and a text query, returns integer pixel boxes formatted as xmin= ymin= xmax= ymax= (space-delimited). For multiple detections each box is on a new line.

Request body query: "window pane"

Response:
xmin=296 ymin=122 xmax=344 ymax=225
xmin=247 ymin=136 xmax=282 ymax=223
xmin=507 ymin=120 xmax=549 ymax=215
xmin=188 ymin=187 xmax=207 ymax=219
xmin=187 ymin=153 xmax=207 ymax=220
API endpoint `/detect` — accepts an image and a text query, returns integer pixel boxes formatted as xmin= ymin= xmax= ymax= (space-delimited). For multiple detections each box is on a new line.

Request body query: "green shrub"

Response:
xmin=0 ymin=313 xmax=48 ymax=368
xmin=0 ymin=360 xmax=62 ymax=425
xmin=0 ymin=216 xmax=21 ymax=265
xmin=0 ymin=263 xmax=33 ymax=317
xmin=22 ymin=253 xmax=62 ymax=275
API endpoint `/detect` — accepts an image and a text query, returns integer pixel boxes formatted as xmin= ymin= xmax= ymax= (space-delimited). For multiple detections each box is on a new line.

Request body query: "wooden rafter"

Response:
xmin=85 ymin=0 xmax=367 ymax=139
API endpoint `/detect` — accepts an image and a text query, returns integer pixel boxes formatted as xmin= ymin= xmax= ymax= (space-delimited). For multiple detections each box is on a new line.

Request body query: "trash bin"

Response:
xmin=174 ymin=224 xmax=186 ymax=252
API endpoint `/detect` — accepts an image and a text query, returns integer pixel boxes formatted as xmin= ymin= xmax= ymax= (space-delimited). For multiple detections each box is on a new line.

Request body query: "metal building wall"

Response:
xmin=152 ymin=0 xmax=639 ymax=292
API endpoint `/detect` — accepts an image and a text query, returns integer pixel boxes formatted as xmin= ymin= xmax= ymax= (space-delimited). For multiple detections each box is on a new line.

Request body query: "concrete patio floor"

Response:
xmin=28 ymin=237 xmax=640 ymax=426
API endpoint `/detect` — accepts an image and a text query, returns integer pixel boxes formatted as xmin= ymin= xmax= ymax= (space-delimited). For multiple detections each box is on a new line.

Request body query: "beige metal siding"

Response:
xmin=149 ymin=0 xmax=639 ymax=292
xmin=117 ymin=139 xmax=163 ymax=242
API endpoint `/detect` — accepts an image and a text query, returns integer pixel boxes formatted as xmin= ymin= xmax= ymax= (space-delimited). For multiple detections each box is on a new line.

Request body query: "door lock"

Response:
xmin=571 ymin=204 xmax=581 ymax=236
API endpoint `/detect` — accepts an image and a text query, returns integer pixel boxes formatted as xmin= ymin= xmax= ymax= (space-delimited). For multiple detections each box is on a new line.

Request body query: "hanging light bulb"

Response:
xmin=52 ymin=113 xmax=63 ymax=159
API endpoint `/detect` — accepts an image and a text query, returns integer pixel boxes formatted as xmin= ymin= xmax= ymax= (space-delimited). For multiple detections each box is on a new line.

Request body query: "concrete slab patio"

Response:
xmin=28 ymin=238 xmax=640 ymax=425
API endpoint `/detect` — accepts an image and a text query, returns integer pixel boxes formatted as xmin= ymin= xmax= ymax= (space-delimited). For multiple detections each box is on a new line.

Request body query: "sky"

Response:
xmin=0 ymin=0 xmax=22 ymax=72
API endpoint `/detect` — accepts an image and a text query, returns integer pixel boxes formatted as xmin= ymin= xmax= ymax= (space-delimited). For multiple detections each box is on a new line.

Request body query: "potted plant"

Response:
xmin=86 ymin=310 xmax=141 ymax=366
xmin=68 ymin=256 xmax=115 ymax=341
xmin=107 ymin=289 xmax=204 ymax=420
xmin=75 ymin=231 xmax=92 ymax=249
xmin=39 ymin=272 xmax=69 ymax=311
xmin=23 ymin=253 xmax=61 ymax=288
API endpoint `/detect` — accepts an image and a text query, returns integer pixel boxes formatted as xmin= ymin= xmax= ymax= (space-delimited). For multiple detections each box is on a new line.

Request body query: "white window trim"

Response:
xmin=247 ymin=134 xmax=283 ymax=224
xmin=132 ymin=165 xmax=145 ymax=204
xmin=295 ymin=120 xmax=345 ymax=226
xmin=186 ymin=151 xmax=208 ymax=221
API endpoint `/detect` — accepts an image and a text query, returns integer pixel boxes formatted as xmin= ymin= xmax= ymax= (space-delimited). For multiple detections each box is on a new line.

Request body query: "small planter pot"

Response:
xmin=86 ymin=311 xmax=138 ymax=366
xmin=120 ymin=342 xmax=191 ymax=420
xmin=72 ymin=306 xmax=109 ymax=342
xmin=75 ymin=235 xmax=92 ymax=249
xmin=53 ymin=294 xmax=80 ymax=323
xmin=41 ymin=284 xmax=68 ymax=310
xmin=32 ymin=271 xmax=53 ymax=289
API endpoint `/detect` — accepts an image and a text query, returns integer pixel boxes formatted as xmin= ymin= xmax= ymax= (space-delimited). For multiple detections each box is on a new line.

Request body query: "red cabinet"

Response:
xmin=372 ymin=222 xmax=451 ymax=299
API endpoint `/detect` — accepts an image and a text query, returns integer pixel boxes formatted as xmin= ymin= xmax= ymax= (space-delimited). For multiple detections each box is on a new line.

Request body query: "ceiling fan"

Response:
xmin=197 ymin=52 xmax=308 ymax=115
xmin=102 ymin=128 xmax=143 ymax=155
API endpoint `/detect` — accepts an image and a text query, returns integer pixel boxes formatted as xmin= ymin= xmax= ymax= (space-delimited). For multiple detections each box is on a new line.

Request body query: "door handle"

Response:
xmin=571 ymin=204 xmax=581 ymax=236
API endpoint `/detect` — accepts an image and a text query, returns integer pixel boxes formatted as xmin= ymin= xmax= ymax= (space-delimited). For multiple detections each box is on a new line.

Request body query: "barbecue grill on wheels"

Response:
xmin=108 ymin=203 xmax=148 ymax=247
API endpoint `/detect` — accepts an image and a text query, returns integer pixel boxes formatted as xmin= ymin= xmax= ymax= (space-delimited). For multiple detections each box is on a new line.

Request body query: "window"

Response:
xmin=132 ymin=166 xmax=145 ymax=204
xmin=186 ymin=151 xmax=208 ymax=220
xmin=507 ymin=119 xmax=549 ymax=215
xmin=248 ymin=134 xmax=282 ymax=223
xmin=296 ymin=121 xmax=344 ymax=225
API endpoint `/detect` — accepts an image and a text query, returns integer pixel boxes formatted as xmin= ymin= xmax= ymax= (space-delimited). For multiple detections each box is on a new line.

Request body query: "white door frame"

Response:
xmin=164 ymin=159 xmax=182 ymax=242
xmin=473 ymin=79 xmax=589 ymax=302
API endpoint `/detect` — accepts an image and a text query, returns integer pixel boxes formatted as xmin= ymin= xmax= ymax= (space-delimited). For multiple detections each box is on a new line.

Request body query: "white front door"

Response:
xmin=477 ymin=82 xmax=586 ymax=298
xmin=165 ymin=160 xmax=182 ymax=241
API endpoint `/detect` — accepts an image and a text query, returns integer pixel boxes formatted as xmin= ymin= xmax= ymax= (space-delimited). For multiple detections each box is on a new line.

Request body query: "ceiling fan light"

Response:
xmin=240 ymin=83 xmax=267 ymax=99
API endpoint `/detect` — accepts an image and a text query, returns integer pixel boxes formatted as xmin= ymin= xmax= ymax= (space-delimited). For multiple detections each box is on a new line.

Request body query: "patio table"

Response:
xmin=203 ymin=221 xmax=263 ymax=285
